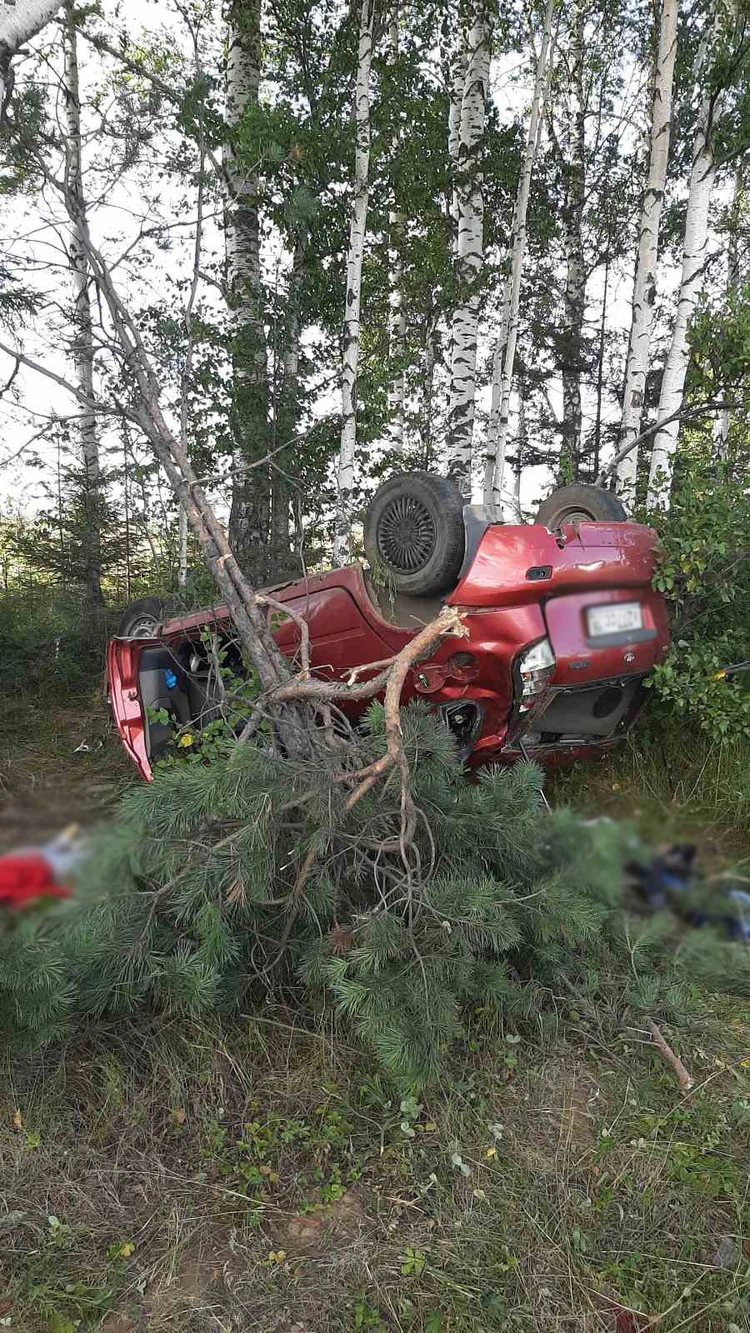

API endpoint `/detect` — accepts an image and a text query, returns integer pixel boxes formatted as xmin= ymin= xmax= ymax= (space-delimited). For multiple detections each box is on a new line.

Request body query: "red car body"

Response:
xmin=107 ymin=519 xmax=670 ymax=781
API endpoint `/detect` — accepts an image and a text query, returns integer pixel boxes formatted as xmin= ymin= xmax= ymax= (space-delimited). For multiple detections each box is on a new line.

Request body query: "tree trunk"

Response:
xmin=447 ymin=15 xmax=468 ymax=240
xmin=558 ymin=0 xmax=586 ymax=484
xmin=177 ymin=507 xmax=188 ymax=587
xmin=272 ymin=238 xmax=305 ymax=574
xmin=420 ymin=316 xmax=437 ymax=470
xmin=333 ymin=0 xmax=375 ymax=565
xmin=485 ymin=0 xmax=555 ymax=508
xmin=446 ymin=1 xmax=492 ymax=497
xmin=0 ymin=0 xmax=63 ymax=106
xmin=384 ymin=10 xmax=406 ymax=457
xmin=225 ymin=0 xmax=271 ymax=583
xmin=63 ymin=0 xmax=103 ymax=608
xmin=647 ymin=53 xmax=719 ymax=509
xmin=616 ymin=0 xmax=678 ymax=503
xmin=593 ymin=242 xmax=610 ymax=481
xmin=713 ymin=162 xmax=742 ymax=461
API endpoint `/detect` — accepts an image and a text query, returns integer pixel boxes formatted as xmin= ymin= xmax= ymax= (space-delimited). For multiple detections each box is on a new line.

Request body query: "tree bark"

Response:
xmin=0 ymin=0 xmax=63 ymax=107
xmin=485 ymin=0 xmax=555 ymax=508
xmin=713 ymin=162 xmax=742 ymax=461
xmin=447 ymin=15 xmax=468 ymax=241
xmin=647 ymin=45 xmax=719 ymax=509
xmin=333 ymin=0 xmax=375 ymax=564
xmin=446 ymin=1 xmax=492 ymax=498
xmin=62 ymin=0 xmax=102 ymax=608
xmin=420 ymin=315 xmax=437 ymax=470
xmin=225 ymin=0 xmax=271 ymax=582
xmin=385 ymin=10 xmax=405 ymax=456
xmin=272 ymin=237 xmax=305 ymax=574
xmin=616 ymin=0 xmax=678 ymax=504
xmin=558 ymin=0 xmax=586 ymax=483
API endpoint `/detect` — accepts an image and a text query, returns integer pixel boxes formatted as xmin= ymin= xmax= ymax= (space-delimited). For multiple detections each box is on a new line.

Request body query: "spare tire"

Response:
xmin=536 ymin=483 xmax=628 ymax=530
xmin=364 ymin=471 xmax=465 ymax=596
xmin=117 ymin=596 xmax=168 ymax=637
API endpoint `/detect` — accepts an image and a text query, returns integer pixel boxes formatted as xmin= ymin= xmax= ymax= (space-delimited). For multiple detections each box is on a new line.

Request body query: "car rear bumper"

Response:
xmin=467 ymin=672 xmax=648 ymax=768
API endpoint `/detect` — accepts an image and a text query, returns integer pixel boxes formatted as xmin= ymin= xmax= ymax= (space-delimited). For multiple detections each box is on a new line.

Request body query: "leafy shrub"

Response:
xmin=647 ymin=435 xmax=750 ymax=737
xmin=0 ymin=586 xmax=113 ymax=695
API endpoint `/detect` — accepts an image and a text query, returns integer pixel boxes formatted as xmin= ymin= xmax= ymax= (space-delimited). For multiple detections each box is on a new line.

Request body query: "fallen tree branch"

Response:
xmin=648 ymin=1020 xmax=695 ymax=1090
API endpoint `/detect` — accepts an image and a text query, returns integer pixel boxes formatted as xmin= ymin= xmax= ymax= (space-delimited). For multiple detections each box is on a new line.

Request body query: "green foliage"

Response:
xmin=3 ymin=705 xmax=750 ymax=1087
xmin=647 ymin=434 xmax=750 ymax=738
xmin=0 ymin=586 xmax=111 ymax=694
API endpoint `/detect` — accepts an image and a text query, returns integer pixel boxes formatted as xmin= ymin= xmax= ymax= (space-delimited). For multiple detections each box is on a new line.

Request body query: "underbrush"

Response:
xmin=551 ymin=724 xmax=750 ymax=862
xmin=7 ymin=704 xmax=750 ymax=1089
xmin=0 ymin=587 xmax=114 ymax=696
xmin=4 ymin=1005 xmax=750 ymax=1331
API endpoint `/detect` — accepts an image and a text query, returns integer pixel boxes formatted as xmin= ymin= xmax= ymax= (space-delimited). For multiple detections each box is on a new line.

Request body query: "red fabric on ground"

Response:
xmin=0 ymin=854 xmax=71 ymax=906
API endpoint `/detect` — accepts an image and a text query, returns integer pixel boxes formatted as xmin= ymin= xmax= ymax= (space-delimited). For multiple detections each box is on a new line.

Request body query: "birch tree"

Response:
xmin=447 ymin=18 xmax=468 ymax=239
xmin=62 ymin=0 xmax=102 ymax=606
xmin=272 ymin=236 xmax=306 ymax=571
xmin=446 ymin=1 xmax=492 ymax=497
xmin=0 ymin=0 xmax=63 ymax=106
xmin=713 ymin=163 xmax=743 ymax=460
xmin=333 ymin=0 xmax=375 ymax=565
xmin=225 ymin=0 xmax=271 ymax=581
xmin=616 ymin=0 xmax=678 ymax=503
xmin=647 ymin=40 xmax=721 ymax=508
xmin=557 ymin=0 xmax=586 ymax=482
xmin=385 ymin=10 xmax=405 ymax=456
xmin=484 ymin=0 xmax=556 ymax=509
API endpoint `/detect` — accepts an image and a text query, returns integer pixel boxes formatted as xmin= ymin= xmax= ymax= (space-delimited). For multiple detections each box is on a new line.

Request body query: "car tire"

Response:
xmin=364 ymin=471 xmax=466 ymax=596
xmin=117 ymin=597 xmax=168 ymax=637
xmin=536 ymin=483 xmax=628 ymax=530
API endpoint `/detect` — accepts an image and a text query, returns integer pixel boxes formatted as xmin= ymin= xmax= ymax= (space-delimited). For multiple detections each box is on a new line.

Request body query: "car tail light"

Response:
xmin=517 ymin=638 xmax=555 ymax=711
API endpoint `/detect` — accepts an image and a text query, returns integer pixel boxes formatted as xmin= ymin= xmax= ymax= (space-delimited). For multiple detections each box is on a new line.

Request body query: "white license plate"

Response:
xmin=587 ymin=602 xmax=643 ymax=638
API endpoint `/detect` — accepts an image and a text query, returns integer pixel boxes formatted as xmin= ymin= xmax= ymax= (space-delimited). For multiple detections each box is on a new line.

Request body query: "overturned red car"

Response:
xmin=107 ymin=474 xmax=670 ymax=781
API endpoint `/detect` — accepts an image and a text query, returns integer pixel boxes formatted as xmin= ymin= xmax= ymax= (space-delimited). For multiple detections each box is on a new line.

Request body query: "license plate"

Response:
xmin=587 ymin=602 xmax=642 ymax=638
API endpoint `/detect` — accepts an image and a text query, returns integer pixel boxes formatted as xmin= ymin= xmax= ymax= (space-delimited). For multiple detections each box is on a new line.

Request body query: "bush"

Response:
xmin=647 ymin=435 xmax=750 ymax=738
xmin=0 ymin=586 xmax=113 ymax=695
xmin=3 ymin=705 xmax=750 ymax=1087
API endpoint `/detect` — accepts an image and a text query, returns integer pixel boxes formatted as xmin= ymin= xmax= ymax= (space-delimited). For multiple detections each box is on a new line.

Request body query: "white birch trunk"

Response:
xmin=713 ymin=163 xmax=742 ymax=461
xmin=448 ymin=23 xmax=468 ymax=238
xmin=647 ymin=63 xmax=719 ymax=508
xmin=0 ymin=0 xmax=62 ymax=105
xmin=420 ymin=316 xmax=437 ymax=466
xmin=177 ymin=507 xmax=188 ymax=587
xmin=63 ymin=0 xmax=102 ymax=605
xmin=446 ymin=2 xmax=492 ymax=497
xmin=616 ymin=0 xmax=678 ymax=503
xmin=386 ymin=221 xmax=406 ymax=454
xmin=272 ymin=239 xmax=304 ymax=567
xmin=225 ymin=0 xmax=270 ymax=577
xmin=485 ymin=0 xmax=555 ymax=508
xmin=333 ymin=0 xmax=374 ymax=564
xmin=559 ymin=0 xmax=586 ymax=482
xmin=385 ymin=12 xmax=405 ymax=454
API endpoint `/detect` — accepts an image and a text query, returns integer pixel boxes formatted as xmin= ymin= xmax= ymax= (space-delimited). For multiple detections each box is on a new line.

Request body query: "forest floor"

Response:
xmin=3 ymin=696 xmax=750 ymax=1333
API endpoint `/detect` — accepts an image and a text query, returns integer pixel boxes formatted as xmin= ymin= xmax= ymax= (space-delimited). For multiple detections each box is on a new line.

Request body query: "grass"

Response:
xmin=3 ymin=697 xmax=750 ymax=1330
xmin=0 ymin=691 xmax=133 ymax=854
xmin=4 ymin=1006 xmax=750 ymax=1332
xmin=550 ymin=724 xmax=750 ymax=866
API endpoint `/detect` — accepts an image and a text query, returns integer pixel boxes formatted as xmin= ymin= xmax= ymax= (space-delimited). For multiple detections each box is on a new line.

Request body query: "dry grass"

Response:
xmin=550 ymin=727 xmax=750 ymax=867
xmin=4 ymin=1005 xmax=750 ymax=1332
xmin=0 ymin=692 xmax=133 ymax=854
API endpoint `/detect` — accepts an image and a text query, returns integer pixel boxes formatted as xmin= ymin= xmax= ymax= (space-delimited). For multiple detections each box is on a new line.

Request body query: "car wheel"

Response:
xmin=117 ymin=597 xmax=168 ymax=637
xmin=536 ymin=483 xmax=628 ymax=529
xmin=364 ymin=472 xmax=466 ymax=596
